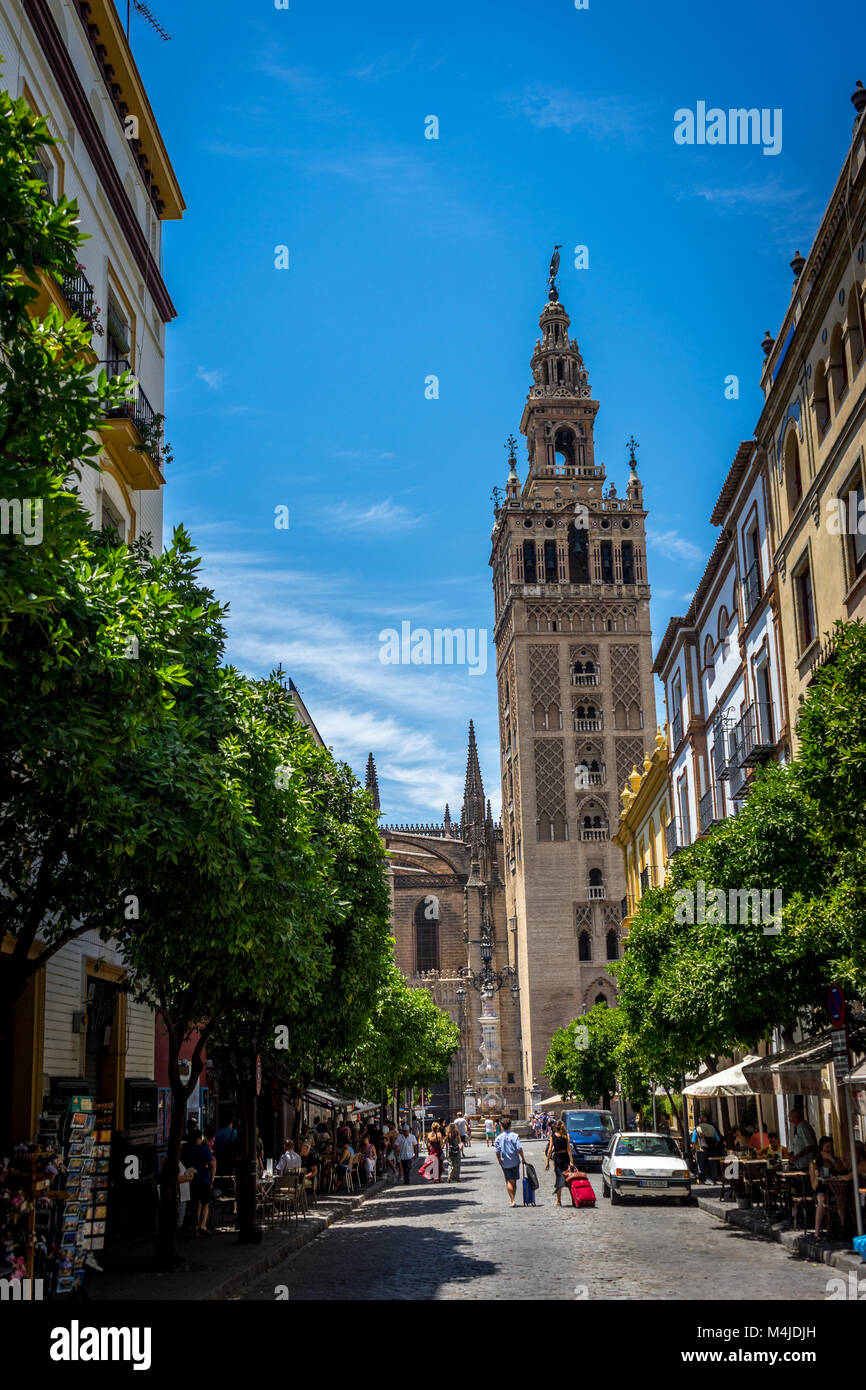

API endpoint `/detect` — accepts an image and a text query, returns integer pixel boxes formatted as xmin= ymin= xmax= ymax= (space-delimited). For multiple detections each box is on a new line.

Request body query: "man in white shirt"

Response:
xmin=396 ymin=1125 xmax=418 ymax=1185
xmin=276 ymin=1139 xmax=302 ymax=1174
xmin=454 ymin=1113 xmax=468 ymax=1150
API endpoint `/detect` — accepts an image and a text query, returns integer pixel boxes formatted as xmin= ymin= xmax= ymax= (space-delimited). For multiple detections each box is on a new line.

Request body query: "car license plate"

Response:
xmin=639 ymin=1179 xmax=668 ymax=1188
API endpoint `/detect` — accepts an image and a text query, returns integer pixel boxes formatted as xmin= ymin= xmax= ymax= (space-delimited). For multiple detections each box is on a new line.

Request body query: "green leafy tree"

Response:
xmin=336 ymin=964 xmax=460 ymax=1103
xmin=119 ymin=670 xmax=330 ymax=1267
xmin=545 ymin=1004 xmax=625 ymax=1108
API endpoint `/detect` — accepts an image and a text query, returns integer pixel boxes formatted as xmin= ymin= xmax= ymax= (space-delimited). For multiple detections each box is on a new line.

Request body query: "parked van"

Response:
xmin=562 ymin=1109 xmax=616 ymax=1167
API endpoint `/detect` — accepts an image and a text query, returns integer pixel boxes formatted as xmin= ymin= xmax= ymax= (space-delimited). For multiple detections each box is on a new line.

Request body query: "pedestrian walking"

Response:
xmin=454 ymin=1112 xmax=469 ymax=1152
xmin=419 ymin=1128 xmax=443 ymax=1181
xmin=691 ymin=1114 xmax=722 ymax=1185
xmin=545 ymin=1120 xmax=573 ymax=1207
xmin=494 ymin=1116 xmax=525 ymax=1207
xmin=484 ymin=1115 xmax=495 ymax=1148
xmin=446 ymin=1123 xmax=462 ymax=1183
xmin=397 ymin=1124 xmax=417 ymax=1185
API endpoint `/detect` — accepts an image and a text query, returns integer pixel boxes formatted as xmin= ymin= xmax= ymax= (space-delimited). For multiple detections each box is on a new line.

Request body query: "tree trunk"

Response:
xmin=155 ymin=1078 xmax=188 ymax=1271
xmin=235 ymin=1069 xmax=261 ymax=1244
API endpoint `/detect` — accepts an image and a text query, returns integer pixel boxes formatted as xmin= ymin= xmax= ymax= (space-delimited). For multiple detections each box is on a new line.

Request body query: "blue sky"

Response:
xmin=127 ymin=0 xmax=856 ymax=821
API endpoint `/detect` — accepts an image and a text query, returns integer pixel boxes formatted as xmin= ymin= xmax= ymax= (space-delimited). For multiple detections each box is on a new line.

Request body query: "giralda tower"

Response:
xmin=490 ymin=253 xmax=656 ymax=1113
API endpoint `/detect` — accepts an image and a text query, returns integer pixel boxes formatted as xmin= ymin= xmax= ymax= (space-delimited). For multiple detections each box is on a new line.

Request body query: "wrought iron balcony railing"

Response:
xmin=712 ymin=719 xmax=729 ymax=780
xmin=665 ymin=817 xmax=685 ymax=858
xmin=736 ymin=700 xmax=775 ymax=767
xmin=699 ymin=787 xmax=721 ymax=834
xmin=743 ymin=560 xmax=762 ymax=622
xmin=61 ymin=268 xmax=96 ymax=322
xmin=101 ymin=358 xmax=162 ymax=463
xmin=671 ymin=709 xmax=684 ymax=748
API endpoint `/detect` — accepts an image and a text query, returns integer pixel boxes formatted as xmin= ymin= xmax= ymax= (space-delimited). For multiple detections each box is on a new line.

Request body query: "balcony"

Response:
xmin=639 ymin=867 xmax=650 ymax=895
xmin=743 ymin=561 xmax=762 ymax=622
xmin=712 ymin=721 xmax=729 ymax=781
xmin=99 ymin=358 xmax=164 ymax=490
xmin=571 ymin=673 xmax=600 ymax=686
xmin=620 ymin=895 xmax=634 ymax=922
xmin=698 ymin=788 xmax=722 ymax=834
xmin=665 ymin=817 xmax=685 ymax=858
xmin=574 ymin=718 xmax=603 ymax=732
xmin=61 ymin=268 xmax=96 ymax=323
xmin=19 ymin=264 xmax=100 ymax=363
xmin=736 ymin=701 xmax=775 ymax=767
xmin=581 ymin=828 xmax=608 ymax=841
xmin=587 ymin=885 xmax=606 ymax=900
xmin=671 ymin=709 xmax=684 ymax=748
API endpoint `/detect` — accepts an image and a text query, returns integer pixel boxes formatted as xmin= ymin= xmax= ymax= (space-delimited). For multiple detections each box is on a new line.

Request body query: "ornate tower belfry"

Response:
xmin=488 ymin=253 xmax=656 ymax=1115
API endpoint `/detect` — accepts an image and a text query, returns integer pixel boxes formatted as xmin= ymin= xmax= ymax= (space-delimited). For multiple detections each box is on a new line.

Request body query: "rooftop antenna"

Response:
xmin=127 ymin=0 xmax=173 ymax=41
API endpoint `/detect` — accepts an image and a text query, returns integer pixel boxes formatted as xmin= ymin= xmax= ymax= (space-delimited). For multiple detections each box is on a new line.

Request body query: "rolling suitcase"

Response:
xmin=522 ymin=1175 xmax=536 ymax=1206
xmin=568 ymin=1171 xmax=596 ymax=1207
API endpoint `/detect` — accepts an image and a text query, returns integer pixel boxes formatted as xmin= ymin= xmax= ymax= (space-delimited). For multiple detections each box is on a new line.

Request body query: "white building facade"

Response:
xmin=654 ymin=440 xmax=790 ymax=858
xmin=2 ymin=0 xmax=183 ymax=1138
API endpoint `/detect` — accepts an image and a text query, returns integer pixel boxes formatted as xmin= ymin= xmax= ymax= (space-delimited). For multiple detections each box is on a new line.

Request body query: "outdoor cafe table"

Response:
xmin=734 ymin=1157 xmax=768 ymax=1208
xmin=776 ymin=1169 xmax=808 ymax=1224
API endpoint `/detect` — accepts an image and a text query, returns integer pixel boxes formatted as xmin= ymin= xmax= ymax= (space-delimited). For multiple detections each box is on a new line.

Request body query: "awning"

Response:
xmin=303 ymin=1084 xmax=379 ymax=1114
xmin=741 ymin=1036 xmax=833 ymax=1098
xmin=682 ymin=1056 xmax=763 ymax=1097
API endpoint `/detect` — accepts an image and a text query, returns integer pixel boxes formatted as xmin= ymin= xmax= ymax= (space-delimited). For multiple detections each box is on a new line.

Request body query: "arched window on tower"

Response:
xmin=414 ymin=897 xmax=440 ymax=973
xmin=621 ymin=541 xmax=635 ymax=585
xmin=578 ymin=930 xmax=591 ymax=961
xmin=568 ymin=524 xmax=590 ymax=583
xmin=606 ymin=930 xmax=619 ymax=961
xmin=544 ymin=539 xmax=558 ymax=584
xmin=522 ymin=540 xmax=537 ymax=584
xmin=594 ymin=992 xmax=608 ymax=1006
xmin=554 ymin=428 xmax=576 ymax=470
xmin=600 ymin=540 xmax=614 ymax=584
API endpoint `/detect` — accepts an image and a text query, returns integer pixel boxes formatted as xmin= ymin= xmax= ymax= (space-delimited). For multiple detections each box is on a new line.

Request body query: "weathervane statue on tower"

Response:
xmin=548 ymin=244 xmax=562 ymax=302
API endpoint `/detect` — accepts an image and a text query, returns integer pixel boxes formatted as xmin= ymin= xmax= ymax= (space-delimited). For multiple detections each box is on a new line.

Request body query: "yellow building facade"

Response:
xmin=612 ymin=725 xmax=671 ymax=937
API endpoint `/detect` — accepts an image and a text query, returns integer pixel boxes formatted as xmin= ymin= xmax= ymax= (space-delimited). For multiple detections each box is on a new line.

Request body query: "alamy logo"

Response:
xmin=0 ymin=497 xmax=43 ymax=545
xmin=49 ymin=1320 xmax=151 ymax=1371
xmin=674 ymin=103 xmax=782 ymax=156
xmin=673 ymin=881 xmax=782 ymax=934
xmin=379 ymin=622 xmax=487 ymax=677
xmin=0 ymin=1277 xmax=43 ymax=1300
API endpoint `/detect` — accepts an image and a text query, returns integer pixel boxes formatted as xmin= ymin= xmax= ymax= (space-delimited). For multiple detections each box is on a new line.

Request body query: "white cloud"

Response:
xmin=511 ymin=88 xmax=649 ymax=140
xmin=330 ymin=499 xmax=423 ymax=533
xmin=647 ymin=529 xmax=706 ymax=564
xmin=196 ymin=367 xmax=225 ymax=391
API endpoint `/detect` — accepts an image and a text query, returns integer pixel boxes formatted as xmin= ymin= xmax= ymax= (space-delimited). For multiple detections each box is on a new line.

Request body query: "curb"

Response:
xmin=209 ymin=1174 xmax=397 ymax=1301
xmin=695 ymin=1193 xmax=864 ymax=1276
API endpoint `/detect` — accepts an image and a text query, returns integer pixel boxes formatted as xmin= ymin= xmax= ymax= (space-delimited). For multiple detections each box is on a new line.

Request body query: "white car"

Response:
xmin=601 ymin=1131 xmax=692 ymax=1205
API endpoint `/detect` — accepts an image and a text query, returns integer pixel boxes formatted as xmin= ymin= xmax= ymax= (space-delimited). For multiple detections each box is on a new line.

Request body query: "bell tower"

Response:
xmin=490 ymin=254 xmax=656 ymax=1114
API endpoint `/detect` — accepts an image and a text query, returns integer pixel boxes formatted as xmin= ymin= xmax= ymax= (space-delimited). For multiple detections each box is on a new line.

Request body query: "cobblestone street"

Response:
xmin=239 ymin=1142 xmax=835 ymax=1301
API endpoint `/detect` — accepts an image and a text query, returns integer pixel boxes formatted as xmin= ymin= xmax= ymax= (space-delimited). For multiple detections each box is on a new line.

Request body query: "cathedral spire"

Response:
xmin=461 ymin=720 xmax=486 ymax=839
xmin=365 ymin=752 xmax=380 ymax=811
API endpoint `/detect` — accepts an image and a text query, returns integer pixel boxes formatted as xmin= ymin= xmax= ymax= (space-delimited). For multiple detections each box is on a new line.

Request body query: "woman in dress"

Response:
xmin=810 ymin=1136 xmax=850 ymax=1240
xmin=419 ymin=1128 xmax=443 ymax=1181
xmin=545 ymin=1120 xmax=573 ymax=1208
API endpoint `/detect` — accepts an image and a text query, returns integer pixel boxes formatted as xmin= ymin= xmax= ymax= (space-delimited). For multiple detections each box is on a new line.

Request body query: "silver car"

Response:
xmin=601 ymin=1131 xmax=693 ymax=1205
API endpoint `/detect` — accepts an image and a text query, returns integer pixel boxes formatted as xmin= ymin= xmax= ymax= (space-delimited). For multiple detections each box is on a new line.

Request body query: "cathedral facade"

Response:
xmin=368 ymin=730 xmax=524 ymax=1120
xmin=490 ymin=267 xmax=657 ymax=1114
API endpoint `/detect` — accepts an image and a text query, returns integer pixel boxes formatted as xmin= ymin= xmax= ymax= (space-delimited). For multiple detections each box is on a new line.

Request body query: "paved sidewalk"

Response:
xmin=86 ymin=1175 xmax=396 ymax=1301
xmin=693 ymin=1183 xmax=863 ymax=1275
